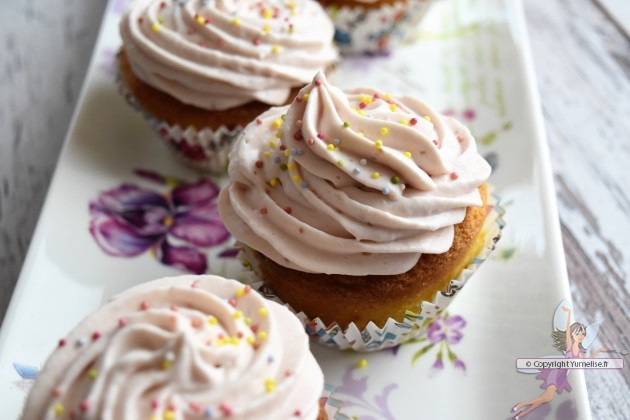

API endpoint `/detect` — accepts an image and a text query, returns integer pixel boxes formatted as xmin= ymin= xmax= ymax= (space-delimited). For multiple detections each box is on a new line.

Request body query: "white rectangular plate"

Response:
xmin=0 ymin=0 xmax=591 ymax=418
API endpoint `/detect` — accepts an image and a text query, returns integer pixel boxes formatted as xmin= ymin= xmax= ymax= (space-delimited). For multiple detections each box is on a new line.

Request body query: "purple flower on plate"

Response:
xmin=427 ymin=314 xmax=466 ymax=344
xmin=89 ymin=170 xmax=230 ymax=274
xmin=409 ymin=312 xmax=468 ymax=376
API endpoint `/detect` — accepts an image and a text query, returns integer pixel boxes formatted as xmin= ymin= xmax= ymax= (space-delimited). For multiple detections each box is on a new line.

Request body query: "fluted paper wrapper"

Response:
xmin=327 ymin=0 xmax=434 ymax=55
xmin=116 ymin=73 xmax=242 ymax=174
xmin=243 ymin=194 xmax=505 ymax=352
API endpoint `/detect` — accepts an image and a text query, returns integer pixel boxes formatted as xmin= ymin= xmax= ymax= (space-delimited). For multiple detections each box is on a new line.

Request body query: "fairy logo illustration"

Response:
xmin=512 ymin=300 xmax=615 ymax=419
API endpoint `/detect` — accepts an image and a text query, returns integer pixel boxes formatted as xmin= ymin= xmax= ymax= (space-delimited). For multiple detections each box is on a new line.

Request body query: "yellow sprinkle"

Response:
xmin=291 ymin=9 xmax=298 ymax=15
xmin=268 ymin=140 xmax=277 ymax=148
xmin=302 ymin=93 xmax=309 ymax=102
xmin=262 ymin=24 xmax=271 ymax=34
xmin=232 ymin=18 xmax=241 ymax=26
xmin=271 ymin=45 xmax=280 ymax=54
xmin=235 ymin=287 xmax=246 ymax=298
xmin=53 ymin=403 xmax=64 ymax=415
xmin=287 ymin=0 xmax=296 ymax=8
xmin=287 ymin=163 xmax=296 ymax=170
xmin=151 ymin=23 xmax=160 ymax=32
xmin=275 ymin=130 xmax=283 ymax=139
xmin=384 ymin=94 xmax=392 ymax=101
xmin=262 ymin=8 xmax=273 ymax=19
xmin=283 ymin=149 xmax=291 ymax=157
xmin=88 ymin=369 xmax=98 ymax=380
xmin=404 ymin=151 xmax=412 ymax=158
xmin=374 ymin=140 xmax=383 ymax=149
xmin=371 ymin=172 xmax=380 ymax=179
xmin=263 ymin=151 xmax=271 ymax=159
xmin=357 ymin=358 xmax=368 ymax=368
xmin=208 ymin=316 xmax=218 ymax=325
xmin=292 ymin=175 xmax=301 ymax=183
xmin=215 ymin=338 xmax=225 ymax=347
xmin=161 ymin=359 xmax=172 ymax=370
xmin=196 ymin=16 xmax=205 ymax=24
xmin=357 ymin=109 xmax=366 ymax=116
xmin=230 ymin=336 xmax=240 ymax=345
xmin=272 ymin=119 xmax=283 ymax=128
xmin=359 ymin=95 xmax=372 ymax=104
xmin=389 ymin=104 xmax=397 ymax=111
xmin=337 ymin=160 xmax=344 ymax=167
xmin=233 ymin=310 xmax=243 ymax=319
xmin=423 ymin=115 xmax=431 ymax=121
xmin=158 ymin=16 xmax=165 ymax=24
xmin=164 ymin=410 xmax=176 ymax=420
xmin=265 ymin=378 xmax=276 ymax=393
xmin=380 ymin=127 xmax=389 ymax=136
xmin=258 ymin=331 xmax=268 ymax=341
xmin=326 ymin=144 xmax=334 ymax=151
xmin=247 ymin=336 xmax=256 ymax=345
xmin=245 ymin=317 xmax=253 ymax=325
xmin=269 ymin=178 xmax=279 ymax=187
xmin=400 ymin=119 xmax=409 ymax=126
xmin=259 ymin=307 xmax=269 ymax=317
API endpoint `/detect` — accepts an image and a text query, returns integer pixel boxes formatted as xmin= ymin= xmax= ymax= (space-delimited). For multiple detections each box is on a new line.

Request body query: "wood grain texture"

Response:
xmin=0 ymin=0 xmax=628 ymax=417
xmin=525 ymin=0 xmax=630 ymax=416
xmin=0 ymin=0 xmax=107 ymax=325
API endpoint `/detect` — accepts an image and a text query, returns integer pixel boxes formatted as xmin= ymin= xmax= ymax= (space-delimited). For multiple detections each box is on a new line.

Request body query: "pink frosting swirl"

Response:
xmin=219 ymin=73 xmax=491 ymax=275
xmin=119 ymin=0 xmax=338 ymax=111
xmin=23 ymin=275 xmax=323 ymax=419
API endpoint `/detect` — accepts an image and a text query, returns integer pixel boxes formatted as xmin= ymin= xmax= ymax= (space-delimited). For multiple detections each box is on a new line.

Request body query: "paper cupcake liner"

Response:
xmin=242 ymin=194 xmax=506 ymax=352
xmin=327 ymin=0 xmax=434 ymax=55
xmin=116 ymin=72 xmax=242 ymax=174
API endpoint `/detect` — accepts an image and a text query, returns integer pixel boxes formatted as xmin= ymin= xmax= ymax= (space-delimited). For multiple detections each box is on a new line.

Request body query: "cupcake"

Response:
xmin=321 ymin=0 xmax=434 ymax=55
xmin=118 ymin=0 xmax=338 ymax=172
xmin=22 ymin=275 xmax=326 ymax=419
xmin=219 ymin=73 xmax=503 ymax=351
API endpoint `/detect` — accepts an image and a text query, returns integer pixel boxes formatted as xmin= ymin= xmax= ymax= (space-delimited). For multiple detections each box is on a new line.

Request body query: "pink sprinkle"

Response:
xmin=456 ymin=134 xmax=464 ymax=142
xmin=244 ymin=285 xmax=252 ymax=293
xmin=293 ymin=132 xmax=303 ymax=141
xmin=295 ymin=96 xmax=302 ymax=103
xmin=140 ymin=300 xmax=150 ymax=310
xmin=373 ymin=93 xmax=379 ymax=99
xmin=118 ymin=317 xmax=127 ymax=327
xmin=80 ymin=400 xmax=90 ymax=412
xmin=191 ymin=318 xmax=202 ymax=328
xmin=294 ymin=409 xmax=302 ymax=417
xmin=170 ymin=304 xmax=178 ymax=312
xmin=463 ymin=109 xmax=476 ymax=120
xmin=256 ymin=118 xmax=263 ymax=125
xmin=359 ymin=102 xmax=366 ymax=109
xmin=252 ymin=37 xmax=261 ymax=45
xmin=220 ymin=403 xmax=232 ymax=416
xmin=279 ymin=145 xmax=286 ymax=151
xmin=52 ymin=387 xmax=62 ymax=397
xmin=284 ymin=207 xmax=292 ymax=214
xmin=58 ymin=339 xmax=66 ymax=347
xmin=229 ymin=298 xmax=237 ymax=307
xmin=307 ymin=138 xmax=314 ymax=145
xmin=237 ymin=331 xmax=244 ymax=338
xmin=158 ymin=126 xmax=168 ymax=136
xmin=218 ymin=333 xmax=225 ymax=339
xmin=251 ymin=324 xmax=259 ymax=333
xmin=191 ymin=280 xmax=200 ymax=288
xmin=260 ymin=208 xmax=268 ymax=215
xmin=295 ymin=119 xmax=302 ymax=127
xmin=151 ymin=400 xmax=159 ymax=409
xmin=450 ymin=172 xmax=459 ymax=180
xmin=255 ymin=160 xmax=264 ymax=168
xmin=315 ymin=79 xmax=322 ymax=86
xmin=410 ymin=118 xmax=418 ymax=126
xmin=285 ymin=369 xmax=293 ymax=377
xmin=317 ymin=133 xmax=324 ymax=140
xmin=190 ymin=402 xmax=202 ymax=412
xmin=433 ymin=139 xmax=439 ymax=145
xmin=92 ymin=331 xmax=101 ymax=341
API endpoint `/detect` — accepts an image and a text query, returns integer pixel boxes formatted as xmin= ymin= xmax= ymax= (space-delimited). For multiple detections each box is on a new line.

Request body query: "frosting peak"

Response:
xmin=120 ymin=0 xmax=338 ymax=110
xmin=23 ymin=276 xmax=323 ymax=419
xmin=219 ymin=73 xmax=491 ymax=275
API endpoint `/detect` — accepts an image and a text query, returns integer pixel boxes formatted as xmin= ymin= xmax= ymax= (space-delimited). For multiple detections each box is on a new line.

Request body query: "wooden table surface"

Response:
xmin=0 ymin=0 xmax=628 ymax=417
